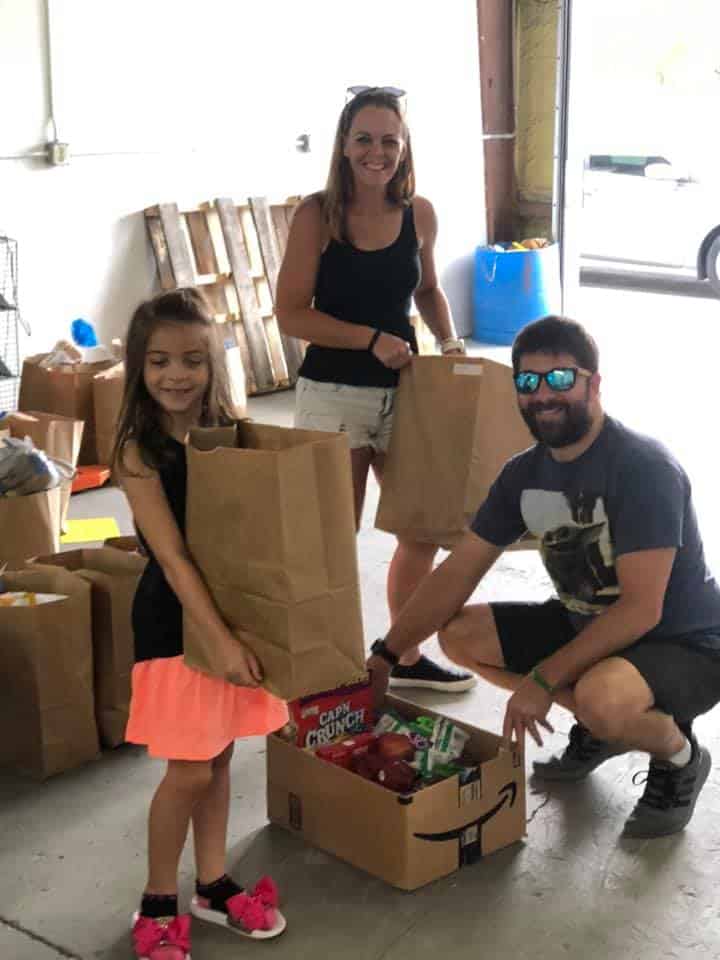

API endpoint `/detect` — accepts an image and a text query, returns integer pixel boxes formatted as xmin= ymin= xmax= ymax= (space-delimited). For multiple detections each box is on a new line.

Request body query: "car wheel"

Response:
xmin=706 ymin=234 xmax=720 ymax=296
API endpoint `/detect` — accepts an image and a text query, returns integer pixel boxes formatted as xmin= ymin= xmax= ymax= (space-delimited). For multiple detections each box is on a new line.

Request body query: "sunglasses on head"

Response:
xmin=514 ymin=367 xmax=591 ymax=395
xmin=346 ymin=85 xmax=407 ymax=101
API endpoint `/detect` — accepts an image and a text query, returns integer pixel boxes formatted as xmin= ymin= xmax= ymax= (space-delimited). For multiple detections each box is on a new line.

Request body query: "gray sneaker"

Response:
xmin=533 ymin=722 xmax=626 ymax=782
xmin=623 ymin=737 xmax=712 ymax=839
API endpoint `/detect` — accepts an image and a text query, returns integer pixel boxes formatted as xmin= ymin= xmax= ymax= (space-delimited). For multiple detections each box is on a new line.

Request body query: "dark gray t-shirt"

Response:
xmin=471 ymin=417 xmax=720 ymax=646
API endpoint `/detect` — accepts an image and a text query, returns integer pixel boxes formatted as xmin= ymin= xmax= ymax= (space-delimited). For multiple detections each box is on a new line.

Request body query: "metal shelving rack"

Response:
xmin=0 ymin=235 xmax=21 ymax=413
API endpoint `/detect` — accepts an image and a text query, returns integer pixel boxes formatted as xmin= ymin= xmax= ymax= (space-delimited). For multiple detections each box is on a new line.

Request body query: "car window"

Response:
xmin=588 ymin=155 xmax=671 ymax=176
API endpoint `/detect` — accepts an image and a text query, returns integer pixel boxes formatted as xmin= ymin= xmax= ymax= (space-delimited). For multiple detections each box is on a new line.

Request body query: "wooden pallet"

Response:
xmin=144 ymin=198 xmax=303 ymax=395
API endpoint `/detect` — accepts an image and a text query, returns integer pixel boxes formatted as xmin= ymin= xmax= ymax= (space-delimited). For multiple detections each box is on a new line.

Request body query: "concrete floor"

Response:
xmin=2 ymin=274 xmax=720 ymax=959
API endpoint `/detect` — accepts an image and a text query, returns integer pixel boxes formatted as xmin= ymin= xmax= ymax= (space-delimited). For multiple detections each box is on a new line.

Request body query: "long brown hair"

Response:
xmin=111 ymin=288 xmax=236 ymax=473
xmin=322 ymin=89 xmax=415 ymax=242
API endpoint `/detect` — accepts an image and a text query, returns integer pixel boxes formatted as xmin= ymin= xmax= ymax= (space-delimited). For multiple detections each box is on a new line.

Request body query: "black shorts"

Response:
xmin=490 ymin=598 xmax=720 ymax=723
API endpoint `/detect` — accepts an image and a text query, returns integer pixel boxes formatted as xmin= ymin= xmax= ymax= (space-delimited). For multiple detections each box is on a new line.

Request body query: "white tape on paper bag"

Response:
xmin=453 ymin=363 xmax=484 ymax=376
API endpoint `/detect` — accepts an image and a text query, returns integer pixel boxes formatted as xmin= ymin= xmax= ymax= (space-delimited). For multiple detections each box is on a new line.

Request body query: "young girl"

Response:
xmin=113 ymin=289 xmax=288 ymax=959
xmin=277 ymin=86 xmax=475 ymax=694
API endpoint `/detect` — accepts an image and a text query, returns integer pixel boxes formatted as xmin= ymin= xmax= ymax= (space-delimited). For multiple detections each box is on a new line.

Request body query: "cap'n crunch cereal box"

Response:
xmin=289 ymin=675 xmax=374 ymax=747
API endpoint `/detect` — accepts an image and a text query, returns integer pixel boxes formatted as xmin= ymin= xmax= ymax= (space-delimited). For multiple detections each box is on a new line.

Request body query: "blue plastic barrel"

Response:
xmin=473 ymin=243 xmax=561 ymax=345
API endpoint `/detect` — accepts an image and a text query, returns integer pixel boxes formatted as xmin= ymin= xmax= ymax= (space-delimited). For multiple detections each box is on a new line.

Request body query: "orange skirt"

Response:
xmin=125 ymin=655 xmax=289 ymax=761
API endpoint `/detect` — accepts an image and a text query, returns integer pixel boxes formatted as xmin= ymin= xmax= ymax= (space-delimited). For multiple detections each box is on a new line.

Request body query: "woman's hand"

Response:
xmin=371 ymin=332 xmax=412 ymax=370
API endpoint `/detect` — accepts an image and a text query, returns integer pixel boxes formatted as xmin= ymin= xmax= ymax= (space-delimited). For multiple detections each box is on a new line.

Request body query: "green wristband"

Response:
xmin=531 ymin=666 xmax=555 ymax=695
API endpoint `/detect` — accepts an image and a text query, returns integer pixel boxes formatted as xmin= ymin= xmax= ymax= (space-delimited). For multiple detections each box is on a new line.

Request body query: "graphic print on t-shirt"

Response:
xmin=520 ymin=488 xmax=620 ymax=615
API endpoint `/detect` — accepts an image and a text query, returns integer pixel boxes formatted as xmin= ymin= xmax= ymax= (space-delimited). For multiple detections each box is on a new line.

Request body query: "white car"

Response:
xmin=580 ymin=153 xmax=720 ymax=294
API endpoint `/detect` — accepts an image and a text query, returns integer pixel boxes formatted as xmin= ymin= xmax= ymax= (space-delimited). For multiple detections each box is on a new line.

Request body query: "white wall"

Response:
xmin=0 ymin=0 xmax=485 ymax=355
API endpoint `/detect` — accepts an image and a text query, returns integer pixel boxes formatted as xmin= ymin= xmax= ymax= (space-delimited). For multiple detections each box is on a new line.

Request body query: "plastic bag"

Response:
xmin=0 ymin=437 xmax=74 ymax=496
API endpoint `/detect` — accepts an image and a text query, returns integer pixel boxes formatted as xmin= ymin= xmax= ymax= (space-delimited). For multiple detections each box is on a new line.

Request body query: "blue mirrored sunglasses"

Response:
xmin=346 ymin=85 xmax=406 ymax=101
xmin=514 ymin=366 xmax=591 ymax=395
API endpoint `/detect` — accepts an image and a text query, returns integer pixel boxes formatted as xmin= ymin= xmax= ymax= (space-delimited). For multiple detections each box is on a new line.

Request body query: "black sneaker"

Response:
xmin=623 ymin=736 xmax=711 ymax=839
xmin=533 ymin=722 xmax=626 ymax=782
xmin=388 ymin=655 xmax=477 ymax=693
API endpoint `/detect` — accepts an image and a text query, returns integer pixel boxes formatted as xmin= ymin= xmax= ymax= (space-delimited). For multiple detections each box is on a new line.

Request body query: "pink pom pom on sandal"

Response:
xmin=132 ymin=912 xmax=192 ymax=960
xmin=190 ymin=875 xmax=286 ymax=940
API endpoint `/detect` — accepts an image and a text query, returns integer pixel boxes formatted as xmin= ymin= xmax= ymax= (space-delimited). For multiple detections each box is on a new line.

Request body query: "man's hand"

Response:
xmin=367 ymin=654 xmax=392 ymax=710
xmin=503 ymin=674 xmax=554 ymax=748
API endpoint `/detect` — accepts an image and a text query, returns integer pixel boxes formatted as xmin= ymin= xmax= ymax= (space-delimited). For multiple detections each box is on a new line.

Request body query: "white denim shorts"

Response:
xmin=294 ymin=377 xmax=396 ymax=453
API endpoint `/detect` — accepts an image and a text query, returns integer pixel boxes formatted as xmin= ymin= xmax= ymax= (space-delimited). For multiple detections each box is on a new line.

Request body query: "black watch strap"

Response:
xmin=370 ymin=638 xmax=399 ymax=667
xmin=368 ymin=328 xmax=382 ymax=352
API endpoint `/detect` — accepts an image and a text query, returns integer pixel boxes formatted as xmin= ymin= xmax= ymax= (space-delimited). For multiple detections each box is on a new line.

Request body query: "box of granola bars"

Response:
xmin=267 ymin=692 xmax=525 ymax=890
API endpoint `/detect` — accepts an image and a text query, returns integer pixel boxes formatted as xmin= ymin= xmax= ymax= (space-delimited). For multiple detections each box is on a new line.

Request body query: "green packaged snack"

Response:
xmin=374 ymin=711 xmax=431 ymax=749
xmin=375 ymin=713 xmax=471 ymax=781
xmin=374 ymin=710 xmax=413 ymax=737
xmin=429 ymin=716 xmax=469 ymax=761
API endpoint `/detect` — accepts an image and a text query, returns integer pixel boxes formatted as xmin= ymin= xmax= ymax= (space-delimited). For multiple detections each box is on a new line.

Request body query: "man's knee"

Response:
xmin=438 ymin=605 xmax=497 ymax=667
xmin=574 ymin=668 xmax=650 ymax=742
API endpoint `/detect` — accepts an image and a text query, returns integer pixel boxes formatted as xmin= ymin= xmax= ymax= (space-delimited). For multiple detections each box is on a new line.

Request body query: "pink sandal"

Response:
xmin=190 ymin=875 xmax=286 ymax=940
xmin=132 ymin=912 xmax=192 ymax=959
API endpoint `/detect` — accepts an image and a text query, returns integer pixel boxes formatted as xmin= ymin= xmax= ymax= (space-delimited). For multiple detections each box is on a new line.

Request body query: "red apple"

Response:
xmin=377 ymin=733 xmax=415 ymax=762
xmin=376 ymin=759 xmax=417 ymax=793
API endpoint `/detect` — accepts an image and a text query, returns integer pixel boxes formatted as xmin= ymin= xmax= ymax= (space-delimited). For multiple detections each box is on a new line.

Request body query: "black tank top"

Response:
xmin=132 ymin=436 xmax=186 ymax=662
xmin=298 ymin=203 xmax=421 ymax=388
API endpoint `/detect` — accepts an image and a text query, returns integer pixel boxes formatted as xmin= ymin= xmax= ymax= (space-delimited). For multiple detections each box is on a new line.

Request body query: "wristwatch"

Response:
xmin=370 ymin=637 xmax=400 ymax=667
xmin=440 ymin=337 xmax=466 ymax=355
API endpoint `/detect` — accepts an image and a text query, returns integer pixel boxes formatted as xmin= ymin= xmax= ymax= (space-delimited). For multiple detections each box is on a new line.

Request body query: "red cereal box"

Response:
xmin=289 ymin=676 xmax=374 ymax=747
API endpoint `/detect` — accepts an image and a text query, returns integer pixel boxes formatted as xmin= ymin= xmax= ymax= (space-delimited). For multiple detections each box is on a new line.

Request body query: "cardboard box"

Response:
xmin=267 ymin=696 xmax=525 ymax=890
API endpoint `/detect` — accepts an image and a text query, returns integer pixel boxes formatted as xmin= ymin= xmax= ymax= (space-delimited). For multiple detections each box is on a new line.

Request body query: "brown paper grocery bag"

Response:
xmin=0 ymin=567 xmax=100 ymax=778
xmin=0 ymin=485 xmax=63 ymax=568
xmin=93 ymin=363 xmax=125 ymax=467
xmin=185 ymin=422 xmax=365 ymax=700
xmin=19 ymin=354 xmax=116 ymax=465
xmin=6 ymin=410 xmax=84 ymax=527
xmin=375 ymin=356 xmax=535 ymax=549
xmin=5 ymin=410 xmax=84 ymax=465
xmin=31 ymin=548 xmax=146 ymax=747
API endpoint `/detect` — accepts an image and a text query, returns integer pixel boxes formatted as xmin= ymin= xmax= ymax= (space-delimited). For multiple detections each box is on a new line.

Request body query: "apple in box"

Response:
xmin=377 ymin=759 xmax=417 ymax=793
xmin=376 ymin=733 xmax=415 ymax=762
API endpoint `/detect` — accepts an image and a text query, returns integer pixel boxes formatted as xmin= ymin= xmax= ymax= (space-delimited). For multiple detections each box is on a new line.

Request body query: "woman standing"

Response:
xmin=277 ymin=86 xmax=475 ymax=693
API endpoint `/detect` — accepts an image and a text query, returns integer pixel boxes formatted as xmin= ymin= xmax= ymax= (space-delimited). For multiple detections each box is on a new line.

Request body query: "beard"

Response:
xmin=520 ymin=394 xmax=594 ymax=448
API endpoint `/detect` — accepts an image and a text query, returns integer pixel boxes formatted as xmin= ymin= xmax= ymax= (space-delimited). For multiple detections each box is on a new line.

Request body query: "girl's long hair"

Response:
xmin=322 ymin=89 xmax=415 ymax=242
xmin=111 ymin=288 xmax=236 ymax=474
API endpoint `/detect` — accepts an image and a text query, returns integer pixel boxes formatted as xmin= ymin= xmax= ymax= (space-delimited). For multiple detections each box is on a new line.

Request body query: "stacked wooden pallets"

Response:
xmin=144 ymin=198 xmax=304 ymax=395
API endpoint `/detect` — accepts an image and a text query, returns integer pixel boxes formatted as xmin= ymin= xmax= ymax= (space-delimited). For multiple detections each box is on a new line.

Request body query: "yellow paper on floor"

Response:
xmin=61 ymin=518 xmax=121 ymax=544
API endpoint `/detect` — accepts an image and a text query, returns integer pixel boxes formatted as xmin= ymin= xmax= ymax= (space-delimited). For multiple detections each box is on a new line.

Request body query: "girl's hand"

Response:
xmin=371 ymin=332 xmax=412 ymax=370
xmin=220 ymin=633 xmax=264 ymax=688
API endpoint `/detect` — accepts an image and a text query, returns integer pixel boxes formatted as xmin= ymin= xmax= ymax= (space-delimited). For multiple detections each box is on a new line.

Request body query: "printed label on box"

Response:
xmin=460 ymin=780 xmax=483 ymax=806
xmin=461 ymin=824 xmax=479 ymax=846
